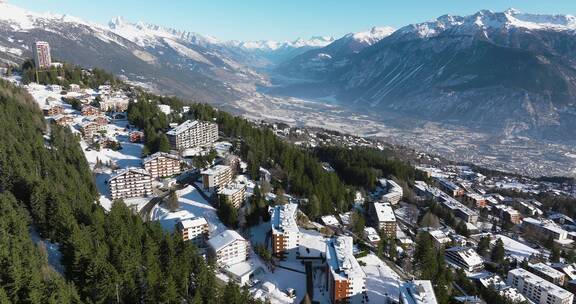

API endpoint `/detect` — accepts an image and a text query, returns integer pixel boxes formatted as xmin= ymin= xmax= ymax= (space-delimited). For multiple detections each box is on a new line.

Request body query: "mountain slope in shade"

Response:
xmin=275 ymin=10 xmax=576 ymax=141
xmin=276 ymin=26 xmax=395 ymax=78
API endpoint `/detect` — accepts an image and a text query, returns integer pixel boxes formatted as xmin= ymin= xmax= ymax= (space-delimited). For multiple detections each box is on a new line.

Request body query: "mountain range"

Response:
xmin=274 ymin=9 xmax=576 ymax=141
xmin=0 ymin=2 xmax=575 ymax=142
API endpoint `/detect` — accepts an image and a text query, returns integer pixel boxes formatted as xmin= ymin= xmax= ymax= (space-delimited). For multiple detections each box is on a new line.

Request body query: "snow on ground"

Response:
xmin=252 ymin=267 xmax=305 ymax=304
xmin=151 ymin=185 xmax=226 ymax=234
xmin=494 ymin=234 xmax=541 ymax=261
xmin=29 ymin=227 xmax=64 ymax=274
xmin=358 ymin=253 xmax=401 ymax=303
xmin=248 ymin=221 xmax=270 ymax=246
xmin=81 ymin=120 xmax=143 ymax=169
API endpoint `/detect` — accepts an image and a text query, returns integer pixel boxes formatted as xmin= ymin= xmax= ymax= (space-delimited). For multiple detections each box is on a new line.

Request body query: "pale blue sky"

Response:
xmin=10 ymin=0 xmax=576 ymax=41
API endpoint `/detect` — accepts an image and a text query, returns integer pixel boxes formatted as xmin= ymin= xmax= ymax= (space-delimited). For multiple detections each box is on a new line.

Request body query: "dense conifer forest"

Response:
xmin=0 ymin=80 xmax=259 ymax=303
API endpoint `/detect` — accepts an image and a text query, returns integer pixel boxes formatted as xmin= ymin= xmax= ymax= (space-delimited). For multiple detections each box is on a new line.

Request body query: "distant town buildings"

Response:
xmin=177 ymin=217 xmax=209 ymax=247
xmin=108 ymin=167 xmax=153 ymax=200
xmin=325 ymin=236 xmax=366 ymax=304
xmin=507 ymin=268 xmax=574 ymax=304
xmin=208 ymin=230 xmax=249 ymax=267
xmin=143 ymin=152 xmax=181 ymax=178
xmin=201 ymin=165 xmax=232 ymax=190
xmin=33 ymin=41 xmax=52 ymax=68
xmin=270 ymin=203 xmax=299 ymax=259
xmin=166 ymin=120 xmax=218 ymax=150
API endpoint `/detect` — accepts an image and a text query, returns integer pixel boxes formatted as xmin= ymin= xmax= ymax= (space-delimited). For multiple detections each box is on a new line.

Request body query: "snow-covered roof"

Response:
xmin=142 ymin=151 xmax=180 ymax=164
xmin=109 ymin=167 xmax=151 ymax=180
xmin=178 ymin=217 xmax=208 ymax=229
xmin=298 ymin=229 xmax=325 ymax=259
xmin=217 ymin=183 xmax=245 ymax=196
xmin=429 ymin=230 xmax=450 ymax=243
xmin=373 ymin=202 xmax=396 ymax=222
xmin=400 ymin=280 xmax=438 ymax=304
xmin=509 ymin=268 xmax=573 ymax=300
xmin=166 ymin=120 xmax=198 ymax=136
xmin=320 ymin=215 xmax=340 ymax=226
xmin=207 ymin=230 xmax=246 ymax=252
xmin=270 ymin=203 xmax=299 ymax=234
xmin=445 ymin=247 xmax=483 ymax=267
xmin=326 ymin=236 xmax=365 ymax=281
xmin=530 ymin=263 xmax=565 ymax=280
xmin=201 ymin=164 xmax=230 ymax=176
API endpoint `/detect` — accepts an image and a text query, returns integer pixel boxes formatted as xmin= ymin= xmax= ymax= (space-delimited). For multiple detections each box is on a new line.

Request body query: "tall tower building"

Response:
xmin=33 ymin=41 xmax=52 ymax=68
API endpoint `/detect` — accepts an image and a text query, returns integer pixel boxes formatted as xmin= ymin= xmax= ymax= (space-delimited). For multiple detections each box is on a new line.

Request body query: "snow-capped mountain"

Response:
xmin=0 ymin=1 xmax=266 ymax=103
xmin=227 ymin=36 xmax=335 ymax=67
xmin=273 ymin=9 xmax=576 ymax=140
xmin=276 ymin=26 xmax=395 ymax=78
xmin=395 ymin=8 xmax=576 ymax=39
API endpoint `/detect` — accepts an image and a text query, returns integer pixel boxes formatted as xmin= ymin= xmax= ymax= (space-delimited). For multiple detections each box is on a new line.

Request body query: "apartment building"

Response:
xmin=81 ymin=105 xmax=100 ymax=116
xmin=493 ymin=205 xmax=522 ymax=225
xmin=508 ymin=268 xmax=574 ymax=304
xmin=523 ymin=217 xmax=569 ymax=242
xmin=201 ymin=165 xmax=232 ymax=190
xmin=445 ymin=247 xmax=484 ymax=272
xmin=363 ymin=227 xmax=381 ymax=246
xmin=143 ymin=152 xmax=181 ymax=178
xmin=325 ymin=236 xmax=367 ymax=304
xmin=270 ymin=203 xmax=299 ymax=259
xmin=176 ymin=217 xmax=209 ymax=247
xmin=463 ymin=193 xmax=487 ymax=208
xmin=529 ymin=263 xmax=566 ymax=286
xmin=166 ymin=120 xmax=218 ymax=150
xmin=207 ymin=230 xmax=249 ymax=267
xmin=218 ymin=183 xmax=246 ymax=208
xmin=129 ymin=131 xmax=144 ymax=143
xmin=80 ymin=121 xmax=106 ymax=139
xmin=43 ymin=104 xmax=64 ymax=116
xmin=440 ymin=197 xmax=479 ymax=224
xmin=400 ymin=280 xmax=438 ymax=304
xmin=91 ymin=116 xmax=109 ymax=126
xmin=379 ymin=178 xmax=404 ymax=205
xmin=99 ymin=96 xmax=129 ymax=112
xmin=435 ymin=177 xmax=465 ymax=197
xmin=53 ymin=114 xmax=73 ymax=126
xmin=369 ymin=202 xmax=396 ymax=238
xmin=429 ymin=230 xmax=451 ymax=250
xmin=33 ymin=41 xmax=52 ymax=68
xmin=108 ymin=167 xmax=153 ymax=200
